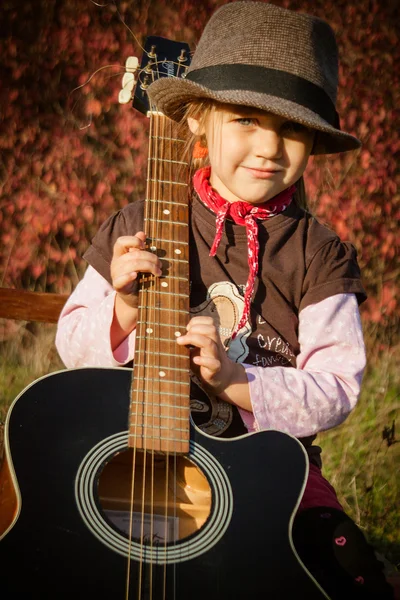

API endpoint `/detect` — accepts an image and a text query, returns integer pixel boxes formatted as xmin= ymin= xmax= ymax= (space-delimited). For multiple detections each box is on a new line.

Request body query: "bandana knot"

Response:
xmin=193 ymin=166 xmax=295 ymax=339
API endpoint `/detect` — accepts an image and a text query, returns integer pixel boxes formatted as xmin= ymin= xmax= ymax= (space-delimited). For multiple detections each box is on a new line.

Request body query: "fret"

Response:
xmin=139 ymin=306 xmax=187 ymax=315
xmin=130 ymin=397 xmax=190 ymax=406
xmin=137 ymin=347 xmax=188 ymax=358
xmin=138 ymin=275 xmax=188 ymax=284
xmin=145 ymin=205 xmax=188 ymax=221
xmin=136 ymin=320 xmax=188 ymax=327
xmin=135 ymin=330 xmax=186 ymax=345
xmin=133 ymin=354 xmax=188 ymax=368
xmin=134 ymin=364 xmax=189 ymax=374
xmin=139 ymin=290 xmax=189 ymax=298
xmin=138 ymin=306 xmax=188 ymax=317
xmin=160 ymin=257 xmax=189 ymax=264
xmin=134 ymin=350 xmax=188 ymax=359
xmin=128 ymin=433 xmax=188 ymax=442
xmin=143 ymin=254 xmax=189 ymax=265
xmin=129 ymin=423 xmax=188 ymax=433
xmin=149 ymin=158 xmax=189 ymax=166
xmin=131 ymin=406 xmax=189 ymax=419
xmin=141 ymin=260 xmax=188 ymax=269
xmin=138 ymin=282 xmax=188 ymax=292
xmin=147 ymin=199 xmax=188 ymax=207
xmin=138 ymin=293 xmax=187 ymax=305
xmin=144 ymin=217 xmax=188 ymax=226
xmin=148 ymin=179 xmax=188 ymax=186
xmin=130 ymin=412 xmax=187 ymax=421
xmin=131 ymin=356 xmax=189 ymax=375
xmin=147 ymin=237 xmax=188 ymax=245
xmin=132 ymin=376 xmax=190 ymax=386
xmin=138 ymin=300 xmax=188 ymax=315
xmin=135 ymin=336 xmax=187 ymax=344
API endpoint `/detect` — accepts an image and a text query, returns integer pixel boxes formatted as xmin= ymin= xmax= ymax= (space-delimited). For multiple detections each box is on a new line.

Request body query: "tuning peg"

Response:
xmin=140 ymin=74 xmax=151 ymax=90
xmin=178 ymin=49 xmax=187 ymax=63
xmin=118 ymin=87 xmax=132 ymax=104
xmin=122 ymin=72 xmax=135 ymax=91
xmin=125 ymin=56 xmax=139 ymax=73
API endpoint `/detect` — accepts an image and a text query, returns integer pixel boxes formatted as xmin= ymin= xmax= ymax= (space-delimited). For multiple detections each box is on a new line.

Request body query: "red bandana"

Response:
xmin=193 ymin=166 xmax=295 ymax=339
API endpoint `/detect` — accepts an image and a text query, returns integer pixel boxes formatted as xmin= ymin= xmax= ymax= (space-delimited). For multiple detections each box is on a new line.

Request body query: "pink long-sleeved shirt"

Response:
xmin=56 ymin=265 xmax=366 ymax=511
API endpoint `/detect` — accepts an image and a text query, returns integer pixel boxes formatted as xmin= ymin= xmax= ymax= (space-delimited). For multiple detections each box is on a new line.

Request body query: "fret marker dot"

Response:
xmin=161 ymin=281 xmax=168 ymax=287
xmin=150 ymin=245 xmax=157 ymax=251
xmin=159 ymin=371 xmax=166 ymax=378
xmin=174 ymin=248 xmax=182 ymax=254
xmin=174 ymin=331 xmax=181 ymax=337
xmin=146 ymin=328 xmax=153 ymax=334
xmin=163 ymin=209 xmax=170 ymax=215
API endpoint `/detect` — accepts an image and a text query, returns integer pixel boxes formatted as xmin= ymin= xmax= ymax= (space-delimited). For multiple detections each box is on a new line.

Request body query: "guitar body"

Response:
xmin=0 ymin=368 xmax=328 ymax=599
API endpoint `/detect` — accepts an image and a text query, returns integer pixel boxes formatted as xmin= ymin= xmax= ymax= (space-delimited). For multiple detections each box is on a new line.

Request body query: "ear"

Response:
xmin=187 ymin=117 xmax=202 ymax=135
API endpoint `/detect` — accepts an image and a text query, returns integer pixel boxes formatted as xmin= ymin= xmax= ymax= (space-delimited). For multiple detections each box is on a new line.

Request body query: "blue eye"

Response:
xmin=236 ymin=117 xmax=256 ymax=126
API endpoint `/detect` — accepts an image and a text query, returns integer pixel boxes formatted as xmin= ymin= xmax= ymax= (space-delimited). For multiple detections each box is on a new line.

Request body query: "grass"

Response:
xmin=0 ymin=320 xmax=399 ymax=570
xmin=0 ymin=322 xmax=64 ymax=418
xmin=319 ymin=344 xmax=400 ymax=569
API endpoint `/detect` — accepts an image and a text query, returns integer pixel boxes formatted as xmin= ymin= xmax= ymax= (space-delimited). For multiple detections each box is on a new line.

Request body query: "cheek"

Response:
xmin=208 ymin=135 xmax=236 ymax=171
xmin=287 ymin=140 xmax=312 ymax=174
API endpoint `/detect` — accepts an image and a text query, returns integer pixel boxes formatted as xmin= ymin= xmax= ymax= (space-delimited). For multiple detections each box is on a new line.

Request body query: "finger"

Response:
xmin=184 ymin=323 xmax=220 ymax=343
xmin=177 ymin=332 xmax=218 ymax=356
xmin=112 ymin=271 xmax=138 ymax=292
xmin=113 ymin=234 xmax=146 ymax=258
xmin=187 ymin=316 xmax=215 ymax=328
xmin=114 ymin=253 xmax=162 ymax=277
xmin=192 ymin=355 xmax=221 ymax=372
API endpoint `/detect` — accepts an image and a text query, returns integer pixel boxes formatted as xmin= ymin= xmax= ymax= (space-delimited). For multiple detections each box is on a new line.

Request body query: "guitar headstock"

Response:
xmin=118 ymin=36 xmax=191 ymax=115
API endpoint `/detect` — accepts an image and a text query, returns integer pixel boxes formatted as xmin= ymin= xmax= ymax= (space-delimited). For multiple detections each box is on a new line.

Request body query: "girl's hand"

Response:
xmin=110 ymin=233 xmax=162 ymax=308
xmin=176 ymin=316 xmax=236 ymax=397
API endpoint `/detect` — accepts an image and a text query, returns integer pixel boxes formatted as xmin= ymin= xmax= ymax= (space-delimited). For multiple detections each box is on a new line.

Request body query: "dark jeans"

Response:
xmin=293 ymin=507 xmax=395 ymax=599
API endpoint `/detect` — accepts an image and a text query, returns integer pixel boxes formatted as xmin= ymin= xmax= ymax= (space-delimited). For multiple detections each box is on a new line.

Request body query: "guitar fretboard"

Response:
xmin=129 ymin=113 xmax=190 ymax=453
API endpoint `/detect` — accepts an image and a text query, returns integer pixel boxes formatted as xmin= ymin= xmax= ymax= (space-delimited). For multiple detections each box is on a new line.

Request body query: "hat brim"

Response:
xmin=147 ymin=77 xmax=361 ymax=155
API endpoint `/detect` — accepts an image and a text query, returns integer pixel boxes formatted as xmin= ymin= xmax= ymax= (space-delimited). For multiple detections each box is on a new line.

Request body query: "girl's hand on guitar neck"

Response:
xmin=177 ymin=316 xmax=252 ymax=412
xmin=110 ymin=233 xmax=162 ymax=350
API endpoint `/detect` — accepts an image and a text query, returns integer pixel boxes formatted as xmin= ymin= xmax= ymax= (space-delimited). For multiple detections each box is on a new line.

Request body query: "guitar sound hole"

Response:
xmin=97 ymin=449 xmax=212 ymax=545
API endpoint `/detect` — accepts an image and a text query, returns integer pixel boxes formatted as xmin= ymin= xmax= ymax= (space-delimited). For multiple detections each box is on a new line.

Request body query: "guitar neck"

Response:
xmin=129 ymin=112 xmax=191 ymax=454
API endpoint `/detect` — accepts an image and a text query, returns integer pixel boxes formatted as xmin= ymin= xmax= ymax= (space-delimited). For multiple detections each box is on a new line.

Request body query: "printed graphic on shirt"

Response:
xmin=190 ymin=281 xmax=252 ymax=363
xmin=190 ymin=282 xmax=251 ymax=436
xmin=189 ymin=280 xmax=297 ymax=436
xmin=191 ymin=280 xmax=290 ymax=437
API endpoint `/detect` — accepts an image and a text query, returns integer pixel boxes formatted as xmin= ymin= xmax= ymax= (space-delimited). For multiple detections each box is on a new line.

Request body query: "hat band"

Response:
xmin=185 ymin=64 xmax=340 ymax=129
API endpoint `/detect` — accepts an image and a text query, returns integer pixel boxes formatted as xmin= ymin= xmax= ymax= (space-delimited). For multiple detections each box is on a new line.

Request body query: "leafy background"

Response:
xmin=0 ymin=0 xmax=399 ymax=576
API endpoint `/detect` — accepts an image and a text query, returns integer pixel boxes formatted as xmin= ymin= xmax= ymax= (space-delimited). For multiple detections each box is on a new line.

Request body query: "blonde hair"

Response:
xmin=181 ymin=99 xmax=310 ymax=210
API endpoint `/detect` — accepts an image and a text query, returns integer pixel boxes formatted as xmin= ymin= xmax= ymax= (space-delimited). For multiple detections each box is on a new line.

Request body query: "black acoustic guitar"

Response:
xmin=0 ymin=37 xmax=330 ymax=600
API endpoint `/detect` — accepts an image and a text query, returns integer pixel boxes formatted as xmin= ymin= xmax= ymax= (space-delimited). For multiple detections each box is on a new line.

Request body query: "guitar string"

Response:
xmin=150 ymin=108 xmax=163 ymax=600
xmin=178 ymin=110 xmax=189 ymax=586
xmin=124 ymin=98 xmax=155 ymax=600
xmin=148 ymin=107 xmax=159 ymax=600
xmin=161 ymin=112 xmax=169 ymax=600
xmin=138 ymin=105 xmax=157 ymax=600
xmin=169 ymin=113 xmax=177 ymax=600
xmin=172 ymin=113 xmax=179 ymax=600
xmin=137 ymin=107 xmax=159 ymax=600
xmin=161 ymin=111 xmax=170 ymax=592
xmin=147 ymin=108 xmax=158 ymax=600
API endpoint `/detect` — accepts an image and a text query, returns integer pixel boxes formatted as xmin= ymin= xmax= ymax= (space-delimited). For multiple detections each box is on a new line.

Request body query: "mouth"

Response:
xmin=243 ymin=167 xmax=281 ymax=179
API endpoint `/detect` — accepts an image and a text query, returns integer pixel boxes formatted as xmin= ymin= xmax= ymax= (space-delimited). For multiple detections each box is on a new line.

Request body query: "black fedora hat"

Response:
xmin=148 ymin=1 xmax=361 ymax=155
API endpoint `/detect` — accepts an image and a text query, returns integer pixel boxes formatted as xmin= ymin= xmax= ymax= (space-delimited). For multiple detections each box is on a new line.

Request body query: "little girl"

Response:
xmin=56 ymin=2 xmax=395 ymax=598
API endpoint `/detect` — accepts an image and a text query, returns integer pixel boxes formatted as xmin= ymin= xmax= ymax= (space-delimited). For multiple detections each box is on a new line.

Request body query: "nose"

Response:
xmin=255 ymin=127 xmax=283 ymax=159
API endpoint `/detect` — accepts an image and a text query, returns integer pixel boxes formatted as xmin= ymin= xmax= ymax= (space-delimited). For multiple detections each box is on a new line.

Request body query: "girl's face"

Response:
xmin=188 ymin=104 xmax=315 ymax=204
